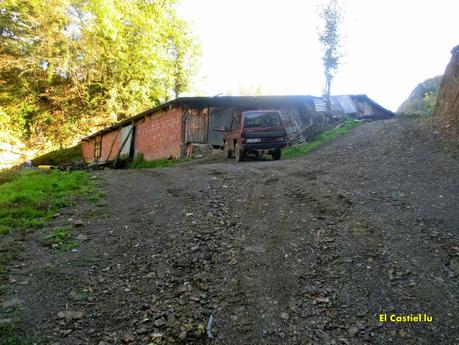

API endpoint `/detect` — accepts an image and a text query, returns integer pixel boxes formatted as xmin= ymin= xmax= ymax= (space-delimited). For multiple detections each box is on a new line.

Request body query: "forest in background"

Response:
xmin=0 ymin=0 xmax=199 ymax=154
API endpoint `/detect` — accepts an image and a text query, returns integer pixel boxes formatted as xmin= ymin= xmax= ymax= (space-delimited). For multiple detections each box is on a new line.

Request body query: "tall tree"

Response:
xmin=318 ymin=0 xmax=343 ymax=112
xmin=0 ymin=0 xmax=200 ymax=150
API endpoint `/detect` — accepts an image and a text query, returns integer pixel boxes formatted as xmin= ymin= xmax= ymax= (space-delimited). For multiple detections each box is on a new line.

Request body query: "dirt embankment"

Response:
xmin=432 ymin=45 xmax=459 ymax=146
xmin=1 ymin=118 xmax=458 ymax=344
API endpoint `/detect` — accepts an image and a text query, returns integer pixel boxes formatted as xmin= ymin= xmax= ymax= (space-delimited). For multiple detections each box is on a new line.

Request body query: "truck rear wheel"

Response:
xmin=271 ymin=149 xmax=281 ymax=161
xmin=235 ymin=143 xmax=244 ymax=162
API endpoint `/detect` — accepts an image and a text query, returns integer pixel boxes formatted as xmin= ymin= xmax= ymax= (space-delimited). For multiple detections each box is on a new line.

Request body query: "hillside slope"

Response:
xmin=398 ymin=76 xmax=442 ymax=115
xmin=435 ymin=45 xmax=459 ymax=125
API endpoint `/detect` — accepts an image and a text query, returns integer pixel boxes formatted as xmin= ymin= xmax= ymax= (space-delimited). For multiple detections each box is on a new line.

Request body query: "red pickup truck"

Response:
xmin=223 ymin=110 xmax=288 ymax=161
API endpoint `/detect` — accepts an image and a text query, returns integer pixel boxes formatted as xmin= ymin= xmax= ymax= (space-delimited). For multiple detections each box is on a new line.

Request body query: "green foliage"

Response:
xmin=88 ymin=191 xmax=106 ymax=203
xmin=41 ymin=226 xmax=76 ymax=251
xmin=0 ymin=170 xmax=93 ymax=233
xmin=31 ymin=144 xmax=82 ymax=166
xmin=130 ymin=153 xmax=191 ymax=169
xmin=318 ymin=0 xmax=344 ymax=105
xmin=0 ymin=0 xmax=200 ymax=151
xmin=283 ymin=119 xmax=360 ymax=159
xmin=0 ymin=322 xmax=43 ymax=345
xmin=397 ymin=76 xmax=442 ymax=116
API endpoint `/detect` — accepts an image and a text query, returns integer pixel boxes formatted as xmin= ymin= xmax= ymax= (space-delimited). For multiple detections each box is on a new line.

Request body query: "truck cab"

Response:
xmin=223 ymin=110 xmax=288 ymax=161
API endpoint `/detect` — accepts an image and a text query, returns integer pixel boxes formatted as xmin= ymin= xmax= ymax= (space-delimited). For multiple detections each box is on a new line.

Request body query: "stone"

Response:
xmin=122 ymin=335 xmax=134 ymax=343
xmin=244 ymin=246 xmax=266 ymax=254
xmin=1 ymin=297 xmax=22 ymax=309
xmin=57 ymin=310 xmax=85 ymax=320
xmin=399 ymin=329 xmax=408 ymax=337
xmin=74 ymin=219 xmax=85 ymax=227
xmin=314 ymin=297 xmax=330 ymax=304
xmin=0 ymin=318 xmax=13 ymax=326
xmin=348 ymin=326 xmax=359 ymax=337
xmin=280 ymin=312 xmax=290 ymax=320
xmin=179 ymin=331 xmax=187 ymax=340
xmin=75 ymin=234 xmax=88 ymax=241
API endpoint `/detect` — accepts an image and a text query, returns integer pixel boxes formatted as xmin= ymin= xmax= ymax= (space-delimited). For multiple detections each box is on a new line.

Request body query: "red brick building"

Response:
xmin=80 ymin=95 xmax=393 ymax=163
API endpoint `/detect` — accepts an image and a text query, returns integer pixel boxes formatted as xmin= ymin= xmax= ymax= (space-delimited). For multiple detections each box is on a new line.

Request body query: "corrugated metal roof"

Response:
xmin=332 ymin=95 xmax=357 ymax=114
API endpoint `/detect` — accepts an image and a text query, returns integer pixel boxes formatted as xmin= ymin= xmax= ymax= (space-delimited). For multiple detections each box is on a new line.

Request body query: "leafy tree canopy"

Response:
xmin=0 ymin=0 xmax=200 ymax=151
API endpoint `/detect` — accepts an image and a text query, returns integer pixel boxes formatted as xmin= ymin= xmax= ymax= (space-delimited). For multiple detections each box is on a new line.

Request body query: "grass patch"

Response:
xmin=0 ymin=325 xmax=42 ymax=345
xmin=283 ymin=119 xmax=361 ymax=159
xmin=31 ymin=144 xmax=82 ymax=167
xmin=0 ymin=311 xmax=42 ymax=345
xmin=0 ymin=170 xmax=94 ymax=234
xmin=396 ymin=112 xmax=432 ymax=120
xmin=129 ymin=154 xmax=191 ymax=169
xmin=40 ymin=226 xmax=76 ymax=251
xmin=88 ymin=191 xmax=106 ymax=203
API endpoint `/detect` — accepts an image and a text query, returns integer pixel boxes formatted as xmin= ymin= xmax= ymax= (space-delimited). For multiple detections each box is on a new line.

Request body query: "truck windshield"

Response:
xmin=244 ymin=112 xmax=283 ymax=128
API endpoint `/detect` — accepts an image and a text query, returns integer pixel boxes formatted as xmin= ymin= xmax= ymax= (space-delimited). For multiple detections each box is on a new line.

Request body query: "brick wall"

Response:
xmin=100 ymin=130 xmax=121 ymax=161
xmin=81 ymin=139 xmax=94 ymax=163
xmin=134 ymin=107 xmax=183 ymax=160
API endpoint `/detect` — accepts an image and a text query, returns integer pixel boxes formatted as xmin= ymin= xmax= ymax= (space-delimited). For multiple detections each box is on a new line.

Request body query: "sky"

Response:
xmin=178 ymin=0 xmax=459 ymax=111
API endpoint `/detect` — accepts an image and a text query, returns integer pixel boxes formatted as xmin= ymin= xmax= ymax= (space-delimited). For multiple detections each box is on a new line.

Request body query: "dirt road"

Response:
xmin=5 ymin=118 xmax=459 ymax=344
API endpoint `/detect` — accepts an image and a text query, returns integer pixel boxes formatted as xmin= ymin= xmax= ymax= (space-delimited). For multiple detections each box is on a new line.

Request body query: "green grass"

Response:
xmin=0 ymin=170 xmax=94 ymax=234
xmin=0 ymin=328 xmax=42 ymax=345
xmin=88 ymin=191 xmax=106 ymax=203
xmin=40 ymin=226 xmax=76 ymax=251
xmin=283 ymin=119 xmax=361 ymax=159
xmin=31 ymin=144 xmax=82 ymax=167
xmin=0 ymin=316 xmax=42 ymax=345
xmin=396 ymin=112 xmax=432 ymax=120
xmin=129 ymin=156 xmax=191 ymax=169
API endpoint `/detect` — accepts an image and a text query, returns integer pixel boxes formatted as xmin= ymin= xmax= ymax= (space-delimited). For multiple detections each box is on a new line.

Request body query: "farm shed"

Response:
xmin=81 ymin=95 xmax=327 ymax=163
xmin=330 ymin=95 xmax=394 ymax=119
xmin=80 ymin=94 xmax=392 ymax=163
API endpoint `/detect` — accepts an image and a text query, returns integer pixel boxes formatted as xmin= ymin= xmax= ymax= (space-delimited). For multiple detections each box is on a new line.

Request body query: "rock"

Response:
xmin=348 ymin=326 xmax=359 ymax=337
xmin=314 ymin=297 xmax=330 ymax=304
xmin=61 ymin=329 xmax=72 ymax=336
xmin=143 ymin=272 xmax=155 ymax=279
xmin=57 ymin=310 xmax=85 ymax=320
xmin=98 ymin=342 xmax=109 ymax=345
xmin=74 ymin=219 xmax=85 ymax=227
xmin=399 ymin=329 xmax=408 ymax=337
xmin=448 ymin=258 xmax=459 ymax=274
xmin=244 ymin=246 xmax=266 ymax=254
xmin=75 ymin=234 xmax=88 ymax=241
xmin=280 ymin=312 xmax=289 ymax=320
xmin=1 ymin=297 xmax=22 ymax=309
xmin=0 ymin=318 xmax=13 ymax=326
xmin=122 ymin=335 xmax=134 ymax=343
xmin=315 ymin=329 xmax=330 ymax=342
xmin=154 ymin=318 xmax=166 ymax=327
xmin=179 ymin=330 xmax=187 ymax=340
xmin=137 ymin=327 xmax=148 ymax=335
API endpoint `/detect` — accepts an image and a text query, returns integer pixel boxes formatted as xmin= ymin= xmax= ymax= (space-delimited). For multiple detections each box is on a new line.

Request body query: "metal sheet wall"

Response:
xmin=208 ymin=107 xmax=235 ymax=147
xmin=120 ymin=125 xmax=133 ymax=155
